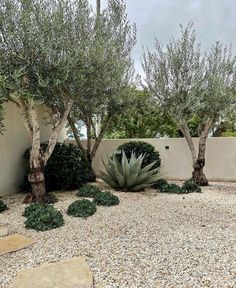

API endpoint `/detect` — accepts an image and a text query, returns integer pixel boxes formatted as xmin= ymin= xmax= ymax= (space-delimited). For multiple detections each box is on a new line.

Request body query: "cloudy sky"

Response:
xmin=89 ymin=0 xmax=236 ymax=74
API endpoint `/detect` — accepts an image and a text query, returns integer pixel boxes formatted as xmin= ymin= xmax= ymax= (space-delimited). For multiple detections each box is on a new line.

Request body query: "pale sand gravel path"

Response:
xmin=0 ymin=181 xmax=236 ymax=288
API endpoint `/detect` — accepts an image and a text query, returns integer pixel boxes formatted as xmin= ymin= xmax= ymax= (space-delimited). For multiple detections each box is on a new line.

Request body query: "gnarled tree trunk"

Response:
xmin=28 ymin=154 xmax=46 ymax=202
xmin=12 ymin=97 xmax=74 ymax=202
xmin=20 ymin=100 xmax=49 ymax=202
xmin=180 ymin=120 xmax=211 ymax=186
xmin=192 ymin=126 xmax=209 ymax=186
xmin=192 ymin=158 xmax=208 ymax=186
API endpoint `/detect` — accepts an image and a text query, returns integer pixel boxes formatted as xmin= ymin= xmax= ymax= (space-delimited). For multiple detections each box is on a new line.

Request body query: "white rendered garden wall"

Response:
xmin=0 ymin=102 xmax=66 ymax=196
xmin=74 ymin=138 xmax=236 ymax=182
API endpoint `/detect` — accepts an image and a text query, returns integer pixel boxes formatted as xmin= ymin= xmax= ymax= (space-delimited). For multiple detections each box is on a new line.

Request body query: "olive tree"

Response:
xmin=68 ymin=0 xmax=136 ymax=170
xmin=0 ymin=0 xmax=94 ymax=201
xmin=143 ymin=24 xmax=236 ymax=185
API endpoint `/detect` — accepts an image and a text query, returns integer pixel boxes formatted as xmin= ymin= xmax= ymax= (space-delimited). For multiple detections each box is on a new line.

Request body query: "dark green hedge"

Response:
xmin=21 ymin=142 xmax=93 ymax=192
xmin=115 ymin=141 xmax=161 ymax=169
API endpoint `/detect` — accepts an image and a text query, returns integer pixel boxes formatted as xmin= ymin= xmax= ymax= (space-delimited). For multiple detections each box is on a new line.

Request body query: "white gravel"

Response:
xmin=0 ymin=181 xmax=236 ymax=288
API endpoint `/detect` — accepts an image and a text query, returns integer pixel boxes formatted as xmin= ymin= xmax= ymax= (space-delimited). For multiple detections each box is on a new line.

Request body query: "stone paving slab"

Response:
xmin=0 ymin=234 xmax=34 ymax=256
xmin=12 ymin=257 xmax=93 ymax=288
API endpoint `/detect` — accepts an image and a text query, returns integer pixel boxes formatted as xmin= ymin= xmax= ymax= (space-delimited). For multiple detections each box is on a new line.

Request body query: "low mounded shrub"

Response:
xmin=93 ymin=191 xmax=120 ymax=207
xmin=21 ymin=143 xmax=93 ymax=193
xmin=67 ymin=200 xmax=97 ymax=218
xmin=115 ymin=141 xmax=161 ymax=169
xmin=23 ymin=202 xmax=47 ymax=217
xmin=24 ymin=203 xmax=64 ymax=231
xmin=152 ymin=179 xmax=168 ymax=189
xmin=76 ymin=185 xmax=101 ymax=198
xmin=182 ymin=179 xmax=202 ymax=193
xmin=0 ymin=200 xmax=8 ymax=213
xmin=160 ymin=183 xmax=183 ymax=194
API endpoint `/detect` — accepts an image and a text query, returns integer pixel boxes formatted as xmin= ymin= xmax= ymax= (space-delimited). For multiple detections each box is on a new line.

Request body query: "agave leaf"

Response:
xmin=112 ymin=154 xmax=123 ymax=175
xmin=98 ymin=171 xmax=119 ymax=188
xmin=101 ymin=157 xmax=125 ymax=187
xmin=121 ymin=151 xmax=129 ymax=186
xmin=102 ymin=158 xmax=117 ymax=179
xmin=135 ymin=167 xmax=159 ymax=184
xmin=141 ymin=161 xmax=158 ymax=173
xmin=107 ymin=158 xmax=126 ymax=187
xmin=126 ymin=152 xmax=142 ymax=187
xmin=100 ymin=151 xmax=162 ymax=192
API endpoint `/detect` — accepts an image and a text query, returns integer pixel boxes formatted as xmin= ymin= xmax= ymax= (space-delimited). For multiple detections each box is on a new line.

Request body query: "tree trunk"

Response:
xmin=192 ymin=158 xmax=208 ymax=186
xmin=13 ymin=97 xmax=74 ymax=203
xmin=27 ymin=157 xmax=46 ymax=202
xmin=180 ymin=120 xmax=209 ymax=186
xmin=86 ymin=152 xmax=96 ymax=182
xmin=192 ymin=122 xmax=212 ymax=186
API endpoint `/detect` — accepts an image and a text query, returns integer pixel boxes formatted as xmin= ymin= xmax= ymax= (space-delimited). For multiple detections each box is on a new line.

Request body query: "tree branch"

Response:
xmin=179 ymin=120 xmax=197 ymax=164
xmin=12 ymin=97 xmax=33 ymax=140
xmin=67 ymin=114 xmax=87 ymax=156
xmin=43 ymin=99 xmax=74 ymax=164
xmin=90 ymin=115 xmax=113 ymax=160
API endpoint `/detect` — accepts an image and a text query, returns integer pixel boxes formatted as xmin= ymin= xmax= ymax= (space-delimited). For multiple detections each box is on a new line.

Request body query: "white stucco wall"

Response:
xmin=2 ymin=105 xmax=236 ymax=197
xmin=69 ymin=138 xmax=236 ymax=182
xmin=0 ymin=102 xmax=66 ymax=196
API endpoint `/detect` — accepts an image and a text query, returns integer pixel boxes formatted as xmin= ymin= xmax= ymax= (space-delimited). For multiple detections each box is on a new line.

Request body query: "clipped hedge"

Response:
xmin=115 ymin=141 xmax=161 ymax=169
xmin=93 ymin=191 xmax=120 ymax=207
xmin=24 ymin=202 xmax=64 ymax=231
xmin=67 ymin=200 xmax=97 ymax=218
xmin=21 ymin=142 xmax=93 ymax=192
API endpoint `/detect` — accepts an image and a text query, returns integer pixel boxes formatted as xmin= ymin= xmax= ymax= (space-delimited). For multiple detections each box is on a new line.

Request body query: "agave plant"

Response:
xmin=99 ymin=151 xmax=162 ymax=192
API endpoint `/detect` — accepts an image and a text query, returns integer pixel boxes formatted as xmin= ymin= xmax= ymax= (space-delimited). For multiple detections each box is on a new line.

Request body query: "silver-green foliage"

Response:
xmin=69 ymin=0 xmax=137 ymax=162
xmin=99 ymin=151 xmax=161 ymax=192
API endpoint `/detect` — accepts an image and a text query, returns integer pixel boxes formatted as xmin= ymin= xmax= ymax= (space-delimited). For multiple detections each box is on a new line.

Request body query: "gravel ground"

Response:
xmin=0 ymin=181 xmax=236 ymax=288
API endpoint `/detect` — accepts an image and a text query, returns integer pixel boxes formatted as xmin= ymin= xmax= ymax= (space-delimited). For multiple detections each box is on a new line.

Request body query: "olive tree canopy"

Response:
xmin=68 ymin=0 xmax=136 ymax=169
xmin=0 ymin=0 xmax=96 ymax=201
xmin=143 ymin=23 xmax=236 ymax=185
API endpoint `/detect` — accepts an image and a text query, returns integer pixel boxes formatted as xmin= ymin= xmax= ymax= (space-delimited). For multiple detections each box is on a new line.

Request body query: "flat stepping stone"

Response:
xmin=0 ymin=224 xmax=9 ymax=237
xmin=0 ymin=234 xmax=35 ymax=256
xmin=12 ymin=257 xmax=93 ymax=288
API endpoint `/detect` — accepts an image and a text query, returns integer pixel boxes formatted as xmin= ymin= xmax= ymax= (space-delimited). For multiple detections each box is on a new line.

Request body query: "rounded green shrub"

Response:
xmin=21 ymin=142 xmax=93 ymax=192
xmin=23 ymin=202 xmax=48 ymax=217
xmin=24 ymin=203 xmax=64 ymax=231
xmin=77 ymin=185 xmax=101 ymax=198
xmin=93 ymin=191 xmax=119 ymax=206
xmin=182 ymin=179 xmax=201 ymax=193
xmin=0 ymin=200 xmax=8 ymax=213
xmin=152 ymin=179 xmax=168 ymax=189
xmin=67 ymin=200 xmax=97 ymax=218
xmin=115 ymin=141 xmax=161 ymax=169
xmin=160 ymin=183 xmax=183 ymax=194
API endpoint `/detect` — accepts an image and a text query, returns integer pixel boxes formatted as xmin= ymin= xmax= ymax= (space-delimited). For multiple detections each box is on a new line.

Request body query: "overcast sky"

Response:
xmin=89 ymin=0 xmax=236 ymax=74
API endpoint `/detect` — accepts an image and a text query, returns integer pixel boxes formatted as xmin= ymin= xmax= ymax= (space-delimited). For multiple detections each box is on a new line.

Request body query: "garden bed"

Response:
xmin=1 ymin=181 xmax=236 ymax=288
